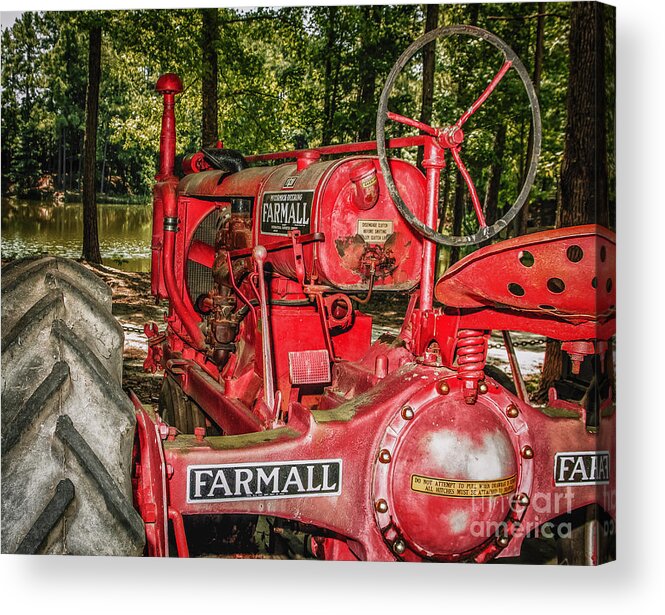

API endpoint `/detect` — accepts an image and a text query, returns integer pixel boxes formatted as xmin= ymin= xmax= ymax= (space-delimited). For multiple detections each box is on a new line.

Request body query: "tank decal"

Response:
xmin=260 ymin=190 xmax=314 ymax=236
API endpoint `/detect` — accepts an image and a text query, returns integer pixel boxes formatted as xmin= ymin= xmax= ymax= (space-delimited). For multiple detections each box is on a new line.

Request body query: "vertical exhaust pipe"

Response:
xmin=155 ymin=73 xmax=182 ymax=181
xmin=154 ymin=74 xmax=206 ymax=351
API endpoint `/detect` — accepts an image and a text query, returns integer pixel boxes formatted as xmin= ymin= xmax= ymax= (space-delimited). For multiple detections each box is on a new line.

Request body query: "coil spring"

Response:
xmin=456 ymin=329 xmax=487 ymax=381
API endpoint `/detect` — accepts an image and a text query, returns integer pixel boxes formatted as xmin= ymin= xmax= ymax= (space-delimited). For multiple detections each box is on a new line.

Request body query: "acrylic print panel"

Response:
xmin=0 ymin=1 xmax=615 ymax=564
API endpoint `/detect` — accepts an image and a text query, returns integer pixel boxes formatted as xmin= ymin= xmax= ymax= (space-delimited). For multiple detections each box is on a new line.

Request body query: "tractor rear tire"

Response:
xmin=1 ymin=257 xmax=145 ymax=555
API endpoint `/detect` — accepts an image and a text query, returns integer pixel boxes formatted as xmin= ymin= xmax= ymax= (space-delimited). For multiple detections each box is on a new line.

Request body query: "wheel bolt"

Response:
xmin=393 ymin=539 xmax=406 ymax=555
xmin=378 ymin=449 xmax=392 ymax=464
xmin=375 ymin=499 xmax=389 ymax=513
xmin=437 ymin=380 xmax=450 ymax=395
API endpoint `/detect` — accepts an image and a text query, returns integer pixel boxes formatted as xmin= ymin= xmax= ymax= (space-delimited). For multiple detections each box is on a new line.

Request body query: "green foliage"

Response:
xmin=1 ymin=1 xmax=576 ymax=220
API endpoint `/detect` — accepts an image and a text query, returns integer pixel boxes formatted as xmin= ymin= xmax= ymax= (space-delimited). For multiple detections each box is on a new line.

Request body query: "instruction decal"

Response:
xmin=410 ymin=473 xmax=517 ymax=498
xmin=357 ymin=219 xmax=394 ymax=243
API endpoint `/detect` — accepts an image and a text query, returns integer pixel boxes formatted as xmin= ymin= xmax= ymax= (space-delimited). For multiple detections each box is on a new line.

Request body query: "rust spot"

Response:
xmin=335 ymin=234 xmax=367 ymax=272
xmin=335 ymin=232 xmax=411 ymax=280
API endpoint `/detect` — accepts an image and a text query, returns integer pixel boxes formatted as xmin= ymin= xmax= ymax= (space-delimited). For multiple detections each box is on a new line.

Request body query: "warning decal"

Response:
xmin=410 ymin=473 xmax=517 ymax=498
xmin=357 ymin=219 xmax=394 ymax=243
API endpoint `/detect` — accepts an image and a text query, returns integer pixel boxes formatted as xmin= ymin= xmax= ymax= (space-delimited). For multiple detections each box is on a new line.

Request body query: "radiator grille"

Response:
xmin=288 ymin=350 xmax=331 ymax=385
xmin=186 ymin=210 xmax=220 ymax=306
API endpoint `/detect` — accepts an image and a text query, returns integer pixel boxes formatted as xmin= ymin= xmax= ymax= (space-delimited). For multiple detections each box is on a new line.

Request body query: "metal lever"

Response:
xmin=253 ymin=246 xmax=277 ymax=421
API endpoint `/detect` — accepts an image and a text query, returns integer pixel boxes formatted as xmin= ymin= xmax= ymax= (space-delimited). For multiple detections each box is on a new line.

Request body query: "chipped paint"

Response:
xmin=426 ymin=429 xmax=515 ymax=481
xmin=448 ymin=509 xmax=470 ymax=534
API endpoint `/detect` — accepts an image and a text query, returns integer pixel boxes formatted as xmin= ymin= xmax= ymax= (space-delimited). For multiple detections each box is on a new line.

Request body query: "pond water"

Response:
xmin=1 ymin=198 xmax=153 ymax=271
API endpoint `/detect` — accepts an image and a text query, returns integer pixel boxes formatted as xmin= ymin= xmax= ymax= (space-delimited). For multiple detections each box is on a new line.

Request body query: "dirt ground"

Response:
xmin=81 ymin=262 xmax=166 ymax=405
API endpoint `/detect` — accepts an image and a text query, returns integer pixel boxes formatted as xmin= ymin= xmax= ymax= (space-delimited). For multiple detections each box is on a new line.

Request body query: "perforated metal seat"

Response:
xmin=435 ymin=224 xmax=615 ymax=325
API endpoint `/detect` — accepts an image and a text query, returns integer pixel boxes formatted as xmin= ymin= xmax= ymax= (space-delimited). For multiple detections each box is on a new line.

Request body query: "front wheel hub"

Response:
xmin=372 ymin=378 xmax=533 ymax=561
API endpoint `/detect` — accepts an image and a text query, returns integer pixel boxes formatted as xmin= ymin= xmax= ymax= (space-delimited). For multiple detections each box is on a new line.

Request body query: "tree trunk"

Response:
xmin=82 ymin=24 xmax=102 ymax=264
xmin=417 ymin=3 xmax=440 ymax=169
xmin=321 ymin=6 xmax=339 ymax=146
xmin=77 ymin=133 xmax=83 ymax=192
xmin=438 ymin=162 xmax=452 ymax=233
xmin=516 ymin=2 xmax=546 ymax=236
xmin=447 ymin=3 xmax=479 ymax=260
xmin=537 ymin=340 xmax=564 ymax=404
xmin=449 ymin=171 xmax=466 ymax=265
xmin=535 ymin=2 xmax=608 ymax=402
xmin=68 ymin=136 xmax=73 ymax=191
xmin=100 ymin=127 xmax=108 ymax=193
xmin=436 ymin=162 xmax=453 ymax=275
xmin=201 ymin=8 xmax=219 ymax=147
xmin=557 ymin=3 xmax=608 ymax=228
xmin=482 ymin=123 xmax=507 ymax=243
xmin=57 ymin=126 xmax=64 ymax=190
xmin=356 ymin=6 xmax=378 ymax=142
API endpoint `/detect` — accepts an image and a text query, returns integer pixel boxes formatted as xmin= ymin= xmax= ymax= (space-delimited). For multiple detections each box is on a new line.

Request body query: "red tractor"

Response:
xmin=1 ymin=26 xmax=615 ymax=563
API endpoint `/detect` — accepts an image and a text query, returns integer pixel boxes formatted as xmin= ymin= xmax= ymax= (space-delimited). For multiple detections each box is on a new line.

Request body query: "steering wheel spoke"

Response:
xmin=455 ymin=60 xmax=513 ymax=129
xmin=450 ymin=146 xmax=487 ymax=228
xmin=376 ymin=25 xmax=541 ymax=247
xmin=386 ymin=111 xmax=438 ymax=136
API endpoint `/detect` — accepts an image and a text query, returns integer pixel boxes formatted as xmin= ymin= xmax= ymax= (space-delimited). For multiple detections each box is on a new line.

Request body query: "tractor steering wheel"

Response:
xmin=376 ymin=25 xmax=542 ymax=247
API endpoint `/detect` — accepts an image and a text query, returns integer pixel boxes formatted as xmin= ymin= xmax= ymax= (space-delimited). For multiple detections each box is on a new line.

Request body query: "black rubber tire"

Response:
xmin=1 ymin=257 xmax=145 ymax=555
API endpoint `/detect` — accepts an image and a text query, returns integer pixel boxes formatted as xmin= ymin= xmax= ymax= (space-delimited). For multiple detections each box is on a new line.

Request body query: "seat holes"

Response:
xmin=591 ymin=277 xmax=598 ymax=289
xmin=566 ymin=245 xmax=584 ymax=262
xmin=600 ymin=246 xmax=607 ymax=262
xmin=606 ymin=278 xmax=613 ymax=292
xmin=518 ymin=250 xmax=534 ymax=267
xmin=547 ymin=278 xmax=565 ymax=293
xmin=508 ymin=283 xmax=525 ymax=297
xmin=539 ymin=304 xmax=555 ymax=310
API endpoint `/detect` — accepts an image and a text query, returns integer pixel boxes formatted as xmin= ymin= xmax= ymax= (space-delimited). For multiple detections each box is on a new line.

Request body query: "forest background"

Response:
xmin=1 ymin=1 xmax=615 ymax=258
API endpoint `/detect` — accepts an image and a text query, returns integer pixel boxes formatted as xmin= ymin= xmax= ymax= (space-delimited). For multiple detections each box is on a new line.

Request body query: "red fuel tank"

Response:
xmin=179 ymin=156 xmax=427 ymax=291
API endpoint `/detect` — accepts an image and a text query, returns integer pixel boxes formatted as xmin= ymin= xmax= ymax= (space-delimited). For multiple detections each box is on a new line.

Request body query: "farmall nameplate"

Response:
xmin=554 ymin=451 xmax=610 ymax=486
xmin=260 ymin=190 xmax=314 ymax=236
xmin=187 ymin=459 xmax=342 ymax=503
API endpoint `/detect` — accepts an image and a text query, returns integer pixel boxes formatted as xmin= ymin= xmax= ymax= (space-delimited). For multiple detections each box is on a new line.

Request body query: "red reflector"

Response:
xmin=288 ymin=350 xmax=331 ymax=385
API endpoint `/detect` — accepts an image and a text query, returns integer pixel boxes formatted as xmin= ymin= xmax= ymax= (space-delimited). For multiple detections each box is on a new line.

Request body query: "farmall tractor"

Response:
xmin=1 ymin=27 xmax=615 ymax=563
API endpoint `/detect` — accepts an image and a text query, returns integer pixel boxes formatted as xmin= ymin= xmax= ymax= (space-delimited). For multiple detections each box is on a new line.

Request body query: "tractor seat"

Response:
xmin=435 ymin=224 xmax=615 ymax=324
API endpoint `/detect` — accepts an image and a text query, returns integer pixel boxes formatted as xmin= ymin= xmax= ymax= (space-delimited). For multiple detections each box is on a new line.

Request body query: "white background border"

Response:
xmin=2 ymin=0 xmax=663 ymax=612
